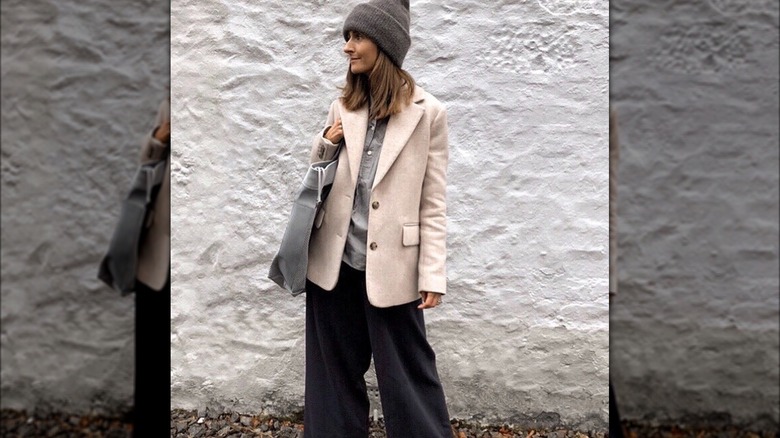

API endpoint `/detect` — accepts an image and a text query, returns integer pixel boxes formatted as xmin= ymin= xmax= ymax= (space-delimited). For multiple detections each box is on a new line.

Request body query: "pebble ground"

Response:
xmin=1 ymin=409 xmax=776 ymax=437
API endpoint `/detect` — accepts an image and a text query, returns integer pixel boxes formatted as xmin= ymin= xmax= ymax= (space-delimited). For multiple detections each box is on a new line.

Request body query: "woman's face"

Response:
xmin=344 ymin=31 xmax=379 ymax=75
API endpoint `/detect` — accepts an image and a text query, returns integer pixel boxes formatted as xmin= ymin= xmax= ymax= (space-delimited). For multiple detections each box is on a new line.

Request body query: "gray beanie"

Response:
xmin=343 ymin=0 xmax=411 ymax=68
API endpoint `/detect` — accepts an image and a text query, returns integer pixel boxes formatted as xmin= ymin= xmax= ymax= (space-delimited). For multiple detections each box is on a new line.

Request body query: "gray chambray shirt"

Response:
xmin=342 ymin=116 xmax=389 ymax=271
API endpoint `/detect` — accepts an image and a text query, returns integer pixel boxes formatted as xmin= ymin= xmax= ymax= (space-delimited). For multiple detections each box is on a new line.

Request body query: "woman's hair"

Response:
xmin=340 ymin=50 xmax=416 ymax=120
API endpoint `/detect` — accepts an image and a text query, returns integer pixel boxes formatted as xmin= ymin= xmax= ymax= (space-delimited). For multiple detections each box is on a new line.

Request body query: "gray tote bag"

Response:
xmin=269 ymin=142 xmax=343 ymax=295
xmin=98 ymin=155 xmax=168 ymax=295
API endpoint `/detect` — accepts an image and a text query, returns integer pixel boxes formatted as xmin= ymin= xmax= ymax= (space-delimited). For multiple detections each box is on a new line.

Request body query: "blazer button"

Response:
xmin=370 ymin=242 xmax=378 ymax=250
xmin=372 ymin=201 xmax=379 ymax=210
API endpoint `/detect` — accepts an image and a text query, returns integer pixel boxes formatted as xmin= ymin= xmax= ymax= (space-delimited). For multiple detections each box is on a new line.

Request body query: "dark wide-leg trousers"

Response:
xmin=134 ymin=277 xmax=171 ymax=437
xmin=609 ymin=381 xmax=624 ymax=438
xmin=304 ymin=262 xmax=452 ymax=438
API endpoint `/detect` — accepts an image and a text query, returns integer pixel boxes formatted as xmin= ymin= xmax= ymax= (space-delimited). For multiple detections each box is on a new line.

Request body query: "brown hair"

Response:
xmin=340 ymin=50 xmax=416 ymax=120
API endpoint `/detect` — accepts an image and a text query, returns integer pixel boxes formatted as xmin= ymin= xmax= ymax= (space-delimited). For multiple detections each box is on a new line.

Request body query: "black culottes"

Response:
xmin=304 ymin=262 xmax=451 ymax=438
xmin=133 ymin=278 xmax=171 ymax=437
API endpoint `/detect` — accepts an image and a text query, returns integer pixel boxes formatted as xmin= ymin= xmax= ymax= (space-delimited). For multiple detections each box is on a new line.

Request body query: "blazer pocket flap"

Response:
xmin=402 ymin=223 xmax=420 ymax=246
xmin=314 ymin=207 xmax=325 ymax=229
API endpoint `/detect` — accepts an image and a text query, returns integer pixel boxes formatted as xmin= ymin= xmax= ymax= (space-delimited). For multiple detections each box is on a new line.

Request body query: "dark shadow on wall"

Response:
xmin=1 ymin=0 xmax=170 ymax=436
xmin=609 ymin=0 xmax=779 ymax=433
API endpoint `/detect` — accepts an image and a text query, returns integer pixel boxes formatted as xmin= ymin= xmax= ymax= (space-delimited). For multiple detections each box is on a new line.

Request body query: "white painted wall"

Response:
xmin=171 ymin=0 xmax=609 ymax=429
xmin=610 ymin=0 xmax=779 ymax=429
xmin=3 ymin=0 xmax=776 ymax=431
xmin=1 ymin=0 xmax=169 ymax=414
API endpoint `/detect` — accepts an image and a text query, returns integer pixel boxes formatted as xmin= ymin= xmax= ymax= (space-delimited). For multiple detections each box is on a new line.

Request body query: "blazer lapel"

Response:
xmin=340 ymin=103 xmax=369 ymax=187
xmin=372 ymin=93 xmax=425 ymax=190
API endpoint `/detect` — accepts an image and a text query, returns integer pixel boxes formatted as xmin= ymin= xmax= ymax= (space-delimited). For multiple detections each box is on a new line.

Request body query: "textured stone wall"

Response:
xmin=1 ymin=1 xmax=169 ymax=413
xmin=610 ymin=0 xmax=779 ymax=429
xmin=171 ymin=0 xmax=609 ymax=428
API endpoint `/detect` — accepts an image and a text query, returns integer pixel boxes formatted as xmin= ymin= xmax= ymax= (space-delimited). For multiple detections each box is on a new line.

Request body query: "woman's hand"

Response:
xmin=418 ymin=291 xmax=443 ymax=309
xmin=324 ymin=118 xmax=344 ymax=144
xmin=153 ymin=119 xmax=170 ymax=144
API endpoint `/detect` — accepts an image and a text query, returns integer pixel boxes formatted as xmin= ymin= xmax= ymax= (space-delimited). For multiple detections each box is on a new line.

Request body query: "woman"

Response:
xmin=133 ymin=96 xmax=171 ymax=437
xmin=302 ymin=1 xmax=452 ymax=437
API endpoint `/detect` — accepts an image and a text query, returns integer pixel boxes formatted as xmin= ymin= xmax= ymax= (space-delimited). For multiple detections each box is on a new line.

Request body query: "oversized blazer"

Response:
xmin=136 ymin=98 xmax=170 ymax=291
xmin=306 ymin=85 xmax=449 ymax=308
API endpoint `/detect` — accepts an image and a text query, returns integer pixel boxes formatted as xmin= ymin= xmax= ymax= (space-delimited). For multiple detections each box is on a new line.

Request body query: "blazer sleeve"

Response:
xmin=139 ymin=98 xmax=170 ymax=165
xmin=309 ymin=99 xmax=342 ymax=164
xmin=417 ymin=104 xmax=449 ymax=295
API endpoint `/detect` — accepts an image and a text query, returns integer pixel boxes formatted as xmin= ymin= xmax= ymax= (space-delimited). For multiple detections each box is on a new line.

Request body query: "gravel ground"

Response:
xmin=168 ymin=409 xmax=603 ymax=438
xmin=1 ymin=409 xmax=131 ymax=437
xmin=1 ymin=409 xmax=776 ymax=438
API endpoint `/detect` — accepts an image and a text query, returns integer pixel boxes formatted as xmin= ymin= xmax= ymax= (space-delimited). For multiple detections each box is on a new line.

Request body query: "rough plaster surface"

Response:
xmin=171 ymin=0 xmax=608 ymax=429
xmin=610 ymin=0 xmax=779 ymax=429
xmin=1 ymin=1 xmax=169 ymax=413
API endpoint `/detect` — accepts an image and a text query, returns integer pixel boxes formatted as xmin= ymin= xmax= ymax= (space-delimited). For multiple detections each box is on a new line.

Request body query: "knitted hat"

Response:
xmin=343 ymin=0 xmax=411 ymax=68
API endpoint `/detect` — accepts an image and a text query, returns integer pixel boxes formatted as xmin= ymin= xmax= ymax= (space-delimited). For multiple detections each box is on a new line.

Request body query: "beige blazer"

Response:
xmin=306 ymin=85 xmax=449 ymax=308
xmin=136 ymin=98 xmax=170 ymax=291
